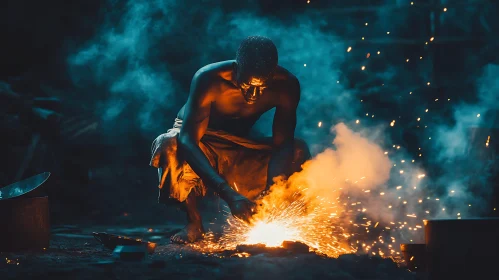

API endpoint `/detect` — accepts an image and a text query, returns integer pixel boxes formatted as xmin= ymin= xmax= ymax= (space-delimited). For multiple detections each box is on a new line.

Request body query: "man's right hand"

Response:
xmin=218 ymin=183 xmax=256 ymax=223
xmin=227 ymin=195 xmax=256 ymax=223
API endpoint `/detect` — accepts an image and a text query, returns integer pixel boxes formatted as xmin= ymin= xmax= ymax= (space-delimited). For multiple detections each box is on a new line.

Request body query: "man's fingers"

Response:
xmin=235 ymin=213 xmax=250 ymax=223
xmin=244 ymin=212 xmax=252 ymax=223
xmin=234 ymin=208 xmax=251 ymax=223
xmin=230 ymin=199 xmax=257 ymax=223
xmin=250 ymin=201 xmax=257 ymax=213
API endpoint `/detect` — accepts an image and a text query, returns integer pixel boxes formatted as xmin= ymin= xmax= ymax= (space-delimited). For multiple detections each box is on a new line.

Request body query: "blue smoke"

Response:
xmin=67 ymin=0 xmax=498 ymax=224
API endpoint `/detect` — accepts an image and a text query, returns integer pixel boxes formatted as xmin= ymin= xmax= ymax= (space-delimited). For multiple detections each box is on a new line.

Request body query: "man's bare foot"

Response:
xmin=170 ymin=222 xmax=205 ymax=244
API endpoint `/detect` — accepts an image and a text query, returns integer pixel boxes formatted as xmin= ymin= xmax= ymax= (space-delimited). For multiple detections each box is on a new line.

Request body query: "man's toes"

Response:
xmin=171 ymin=237 xmax=180 ymax=244
xmin=171 ymin=232 xmax=189 ymax=244
xmin=171 ymin=235 xmax=180 ymax=243
xmin=170 ymin=225 xmax=204 ymax=244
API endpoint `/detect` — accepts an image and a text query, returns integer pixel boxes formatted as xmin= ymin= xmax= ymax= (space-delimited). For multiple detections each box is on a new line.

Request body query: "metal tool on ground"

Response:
xmin=112 ymin=245 xmax=149 ymax=261
xmin=93 ymin=232 xmax=157 ymax=254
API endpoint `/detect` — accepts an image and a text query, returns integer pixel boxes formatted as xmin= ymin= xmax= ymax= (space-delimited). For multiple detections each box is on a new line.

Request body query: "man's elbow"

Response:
xmin=273 ymin=139 xmax=294 ymax=152
xmin=177 ymin=133 xmax=192 ymax=150
xmin=177 ymin=133 xmax=195 ymax=152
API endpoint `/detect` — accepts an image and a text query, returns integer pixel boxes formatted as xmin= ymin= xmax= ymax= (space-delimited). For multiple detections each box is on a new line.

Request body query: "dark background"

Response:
xmin=1 ymin=0 xmax=498 ymax=226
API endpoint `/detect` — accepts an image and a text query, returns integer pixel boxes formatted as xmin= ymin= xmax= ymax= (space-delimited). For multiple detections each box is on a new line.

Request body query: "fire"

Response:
xmin=194 ymin=172 xmax=427 ymax=262
xmin=191 ymin=123 xmax=458 ymax=265
xmin=244 ymin=221 xmax=298 ymax=247
xmin=195 ymin=185 xmax=357 ymax=258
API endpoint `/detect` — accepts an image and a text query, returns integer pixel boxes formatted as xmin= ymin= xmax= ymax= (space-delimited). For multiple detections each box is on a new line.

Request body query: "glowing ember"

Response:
xmin=5 ymin=257 xmax=20 ymax=265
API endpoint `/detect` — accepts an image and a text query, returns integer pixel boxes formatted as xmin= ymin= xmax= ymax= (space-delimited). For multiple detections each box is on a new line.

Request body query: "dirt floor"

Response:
xmin=0 ymin=224 xmax=424 ymax=280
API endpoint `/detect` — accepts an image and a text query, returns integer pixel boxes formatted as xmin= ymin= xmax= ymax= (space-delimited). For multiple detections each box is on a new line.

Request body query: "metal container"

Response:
xmin=424 ymin=218 xmax=499 ymax=279
xmin=0 ymin=196 xmax=50 ymax=251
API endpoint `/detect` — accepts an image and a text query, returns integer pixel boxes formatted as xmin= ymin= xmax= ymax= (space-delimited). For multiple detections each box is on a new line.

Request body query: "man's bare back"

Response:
xmin=177 ymin=60 xmax=298 ymax=137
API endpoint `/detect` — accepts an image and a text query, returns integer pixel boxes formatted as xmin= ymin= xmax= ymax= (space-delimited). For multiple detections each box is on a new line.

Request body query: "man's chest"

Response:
xmin=211 ymin=88 xmax=275 ymax=119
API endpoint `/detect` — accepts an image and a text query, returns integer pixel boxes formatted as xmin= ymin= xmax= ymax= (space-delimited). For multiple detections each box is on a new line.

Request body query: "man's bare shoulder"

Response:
xmin=272 ymin=66 xmax=300 ymax=105
xmin=273 ymin=65 xmax=299 ymax=84
xmin=188 ymin=61 xmax=235 ymax=102
xmin=194 ymin=60 xmax=234 ymax=82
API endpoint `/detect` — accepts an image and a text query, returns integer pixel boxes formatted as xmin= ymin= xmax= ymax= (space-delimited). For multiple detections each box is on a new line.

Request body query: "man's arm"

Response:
xmin=266 ymin=77 xmax=300 ymax=189
xmin=177 ymin=70 xmax=226 ymax=190
xmin=179 ymin=70 xmax=256 ymax=221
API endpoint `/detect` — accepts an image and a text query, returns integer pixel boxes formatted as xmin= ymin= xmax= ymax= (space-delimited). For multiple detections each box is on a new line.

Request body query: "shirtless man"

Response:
xmin=150 ymin=36 xmax=310 ymax=244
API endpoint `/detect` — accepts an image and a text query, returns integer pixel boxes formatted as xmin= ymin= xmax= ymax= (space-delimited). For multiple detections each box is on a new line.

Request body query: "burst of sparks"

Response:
xmin=221 ymin=193 xmax=355 ymax=258
xmin=190 ymin=173 xmax=451 ymax=263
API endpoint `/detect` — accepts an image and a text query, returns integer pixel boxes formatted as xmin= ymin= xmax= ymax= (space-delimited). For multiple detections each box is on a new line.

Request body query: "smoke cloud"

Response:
xmin=68 ymin=1 xmax=181 ymax=132
xmin=66 ymin=0 xmax=497 ymax=246
xmin=429 ymin=64 xmax=499 ymax=216
xmin=67 ymin=0 xmax=358 ymax=151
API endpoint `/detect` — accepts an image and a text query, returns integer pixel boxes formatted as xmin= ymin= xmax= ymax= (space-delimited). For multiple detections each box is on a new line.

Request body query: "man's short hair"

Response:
xmin=236 ymin=36 xmax=278 ymax=77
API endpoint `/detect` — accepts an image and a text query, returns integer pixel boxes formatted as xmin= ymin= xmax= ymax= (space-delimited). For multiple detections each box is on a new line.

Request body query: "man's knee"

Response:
xmin=293 ymin=138 xmax=311 ymax=164
xmin=152 ymin=133 xmax=179 ymax=152
xmin=150 ymin=133 xmax=179 ymax=167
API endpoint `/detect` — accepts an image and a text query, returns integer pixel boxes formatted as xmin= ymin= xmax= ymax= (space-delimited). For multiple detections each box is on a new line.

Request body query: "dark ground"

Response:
xmin=0 ymin=224 xmax=420 ymax=280
xmin=1 ymin=164 xmax=420 ymax=279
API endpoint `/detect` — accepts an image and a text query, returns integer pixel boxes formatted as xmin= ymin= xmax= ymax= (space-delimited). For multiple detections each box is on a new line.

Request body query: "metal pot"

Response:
xmin=0 ymin=196 xmax=50 ymax=251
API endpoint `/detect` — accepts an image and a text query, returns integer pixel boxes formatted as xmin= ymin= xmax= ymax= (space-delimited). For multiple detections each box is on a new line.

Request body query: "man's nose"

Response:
xmin=251 ymin=87 xmax=258 ymax=97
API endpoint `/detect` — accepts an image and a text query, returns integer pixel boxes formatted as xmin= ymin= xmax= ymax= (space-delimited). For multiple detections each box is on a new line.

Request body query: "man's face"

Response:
xmin=236 ymin=68 xmax=272 ymax=104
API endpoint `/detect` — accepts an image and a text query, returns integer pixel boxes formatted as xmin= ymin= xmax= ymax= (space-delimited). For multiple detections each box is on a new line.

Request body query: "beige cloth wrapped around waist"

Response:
xmin=150 ymin=118 xmax=273 ymax=202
